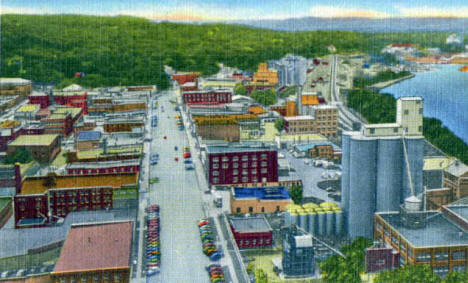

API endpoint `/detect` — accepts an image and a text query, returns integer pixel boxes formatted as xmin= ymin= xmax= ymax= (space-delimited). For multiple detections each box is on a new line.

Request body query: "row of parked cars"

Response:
xmin=198 ymin=219 xmax=223 ymax=262
xmin=205 ymin=264 xmax=226 ymax=283
xmin=146 ymin=204 xmax=161 ymax=277
xmin=184 ymin=147 xmax=194 ymax=170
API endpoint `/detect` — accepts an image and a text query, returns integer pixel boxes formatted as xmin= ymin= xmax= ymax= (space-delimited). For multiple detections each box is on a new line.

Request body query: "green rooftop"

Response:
xmin=9 ymin=134 xmax=58 ymax=146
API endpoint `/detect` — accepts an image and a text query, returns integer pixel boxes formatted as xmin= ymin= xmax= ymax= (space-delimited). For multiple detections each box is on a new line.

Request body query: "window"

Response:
xmin=233 ymin=177 xmax=238 ymax=183
xmin=375 ymin=259 xmax=386 ymax=265
xmin=393 ymin=127 xmax=398 ymax=133
xmin=453 ymin=265 xmax=466 ymax=273
xmin=400 ymin=243 xmax=406 ymax=252
xmin=242 ymin=155 xmax=248 ymax=161
xmin=212 ymin=157 xmax=219 ymax=162
xmin=81 ymin=277 xmax=87 ymax=283
xmin=252 ymin=155 xmax=257 ymax=161
xmin=276 ymin=205 xmax=280 ymax=212
xmin=242 ymin=170 xmax=248 ymax=175
xmin=103 ymin=273 xmax=110 ymax=282
xmin=404 ymin=109 xmax=409 ymax=115
xmin=212 ymin=163 xmax=219 ymax=169
xmin=433 ymin=266 xmax=448 ymax=277
xmin=261 ymin=161 xmax=267 ymax=167
xmin=252 ymin=162 xmax=257 ymax=168
xmin=261 ymin=153 xmax=267 ymax=159
xmin=261 ymin=207 xmax=265 ymax=213
xmin=435 ymin=252 xmax=448 ymax=261
xmin=242 ymin=177 xmax=248 ymax=182
xmin=370 ymin=128 xmax=375 ymax=134
xmin=71 ymin=276 xmax=76 ymax=283
xmin=236 ymin=207 xmax=241 ymax=213
xmin=222 ymin=163 xmax=229 ymax=169
xmin=251 ymin=169 xmax=257 ymax=175
xmin=418 ymin=126 xmax=422 ymax=132
xmin=391 ymin=235 xmax=398 ymax=245
xmin=416 ymin=253 xmax=431 ymax=262
xmin=213 ymin=177 xmax=219 ymax=184
xmin=242 ymin=163 xmax=248 ymax=168
xmin=233 ymin=169 xmax=238 ymax=175
xmin=114 ymin=273 xmax=121 ymax=282
xmin=261 ymin=168 xmax=268 ymax=174
xmin=93 ymin=275 xmax=99 ymax=283
xmin=233 ymin=163 xmax=239 ymax=168
xmin=233 ymin=156 xmax=239 ymax=162
xmin=249 ymin=207 xmax=253 ymax=213
xmin=419 ymin=108 xmax=423 ymax=114
xmin=222 ymin=156 xmax=229 ymax=162
xmin=452 ymin=251 xmax=466 ymax=260
xmin=60 ymin=278 xmax=66 ymax=283
xmin=212 ymin=171 xmax=219 ymax=176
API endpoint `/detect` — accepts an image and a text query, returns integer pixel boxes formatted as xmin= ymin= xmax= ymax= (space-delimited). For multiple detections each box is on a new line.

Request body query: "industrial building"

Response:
xmin=284 ymin=116 xmax=315 ymax=134
xmin=294 ymin=142 xmax=342 ymax=161
xmin=443 ymin=161 xmax=468 ymax=201
xmin=282 ymin=225 xmax=315 ymax=277
xmin=182 ymin=89 xmax=232 ymax=105
xmin=229 ymin=215 xmax=273 ymax=249
xmin=341 ymin=97 xmax=425 ymax=238
xmin=75 ymin=130 xmax=102 ymax=150
xmin=203 ymin=142 xmax=278 ymax=186
xmin=51 ymin=221 xmax=133 ymax=283
xmin=230 ymin=186 xmax=291 ymax=214
xmin=0 ymin=78 xmax=32 ymax=96
xmin=268 ymin=54 xmax=308 ymax=87
xmin=0 ymin=120 xmax=23 ymax=152
xmin=365 ymin=242 xmax=400 ymax=273
xmin=253 ymin=63 xmax=279 ymax=85
xmin=14 ymin=104 xmax=40 ymax=121
xmin=374 ymin=199 xmax=468 ymax=277
xmin=7 ymin=134 xmax=61 ymax=163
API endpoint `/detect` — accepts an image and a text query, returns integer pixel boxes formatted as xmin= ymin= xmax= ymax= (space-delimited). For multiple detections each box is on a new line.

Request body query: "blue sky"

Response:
xmin=3 ymin=0 xmax=468 ymax=21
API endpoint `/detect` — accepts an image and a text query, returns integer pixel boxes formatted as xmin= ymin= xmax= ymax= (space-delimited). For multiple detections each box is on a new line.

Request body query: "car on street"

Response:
xmin=174 ymin=146 xmax=178 ymax=151
xmin=185 ymin=164 xmax=194 ymax=170
xmin=184 ymin=158 xmax=193 ymax=164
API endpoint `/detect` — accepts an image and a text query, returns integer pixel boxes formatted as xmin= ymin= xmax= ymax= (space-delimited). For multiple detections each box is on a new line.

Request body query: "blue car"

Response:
xmin=184 ymin=159 xmax=192 ymax=164
xmin=147 ymin=268 xmax=160 ymax=276
xmin=185 ymin=164 xmax=194 ymax=170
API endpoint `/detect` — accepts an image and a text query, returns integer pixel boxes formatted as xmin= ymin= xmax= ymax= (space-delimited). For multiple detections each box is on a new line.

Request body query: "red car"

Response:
xmin=174 ymin=157 xmax=179 ymax=162
xmin=163 ymin=136 xmax=167 ymax=140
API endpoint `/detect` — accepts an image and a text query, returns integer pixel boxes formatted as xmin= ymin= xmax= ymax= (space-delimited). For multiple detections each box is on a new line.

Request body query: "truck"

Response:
xmin=213 ymin=194 xmax=222 ymax=208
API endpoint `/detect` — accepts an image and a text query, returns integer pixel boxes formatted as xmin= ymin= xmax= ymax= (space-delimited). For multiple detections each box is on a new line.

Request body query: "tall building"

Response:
xmin=341 ymin=97 xmax=424 ymax=238
xmin=282 ymin=225 xmax=315 ymax=277
xmin=253 ymin=63 xmax=278 ymax=85
xmin=268 ymin=54 xmax=308 ymax=87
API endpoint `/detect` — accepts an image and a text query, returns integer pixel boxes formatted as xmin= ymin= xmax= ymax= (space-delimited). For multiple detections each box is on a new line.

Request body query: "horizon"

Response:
xmin=3 ymin=0 xmax=468 ymax=22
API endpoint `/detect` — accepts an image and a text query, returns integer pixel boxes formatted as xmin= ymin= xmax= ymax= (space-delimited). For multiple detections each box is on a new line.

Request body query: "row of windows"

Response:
xmin=212 ymin=167 xmax=268 ymax=176
xmin=212 ymin=161 xmax=268 ymax=169
xmin=212 ymin=154 xmax=269 ymax=162
xmin=58 ymin=272 xmax=121 ymax=283
xmin=238 ymin=238 xmax=271 ymax=246
xmin=212 ymin=175 xmax=266 ymax=184
xmin=236 ymin=206 xmax=280 ymax=213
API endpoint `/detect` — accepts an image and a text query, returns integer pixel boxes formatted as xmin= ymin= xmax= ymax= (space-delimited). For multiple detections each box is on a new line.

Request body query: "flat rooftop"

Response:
xmin=295 ymin=142 xmax=340 ymax=152
xmin=233 ymin=186 xmax=291 ymax=200
xmin=284 ymin=115 xmax=314 ymax=121
xmin=207 ymin=143 xmax=276 ymax=154
xmin=17 ymin=104 xmax=40 ymax=112
xmin=9 ymin=134 xmax=58 ymax=146
xmin=230 ymin=215 xmax=272 ymax=233
xmin=378 ymin=211 xmax=468 ymax=248
xmin=67 ymin=159 xmax=140 ymax=170
xmin=53 ymin=221 xmax=133 ymax=274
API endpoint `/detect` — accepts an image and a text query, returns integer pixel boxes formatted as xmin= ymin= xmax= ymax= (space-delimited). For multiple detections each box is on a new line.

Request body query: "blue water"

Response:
xmin=383 ymin=64 xmax=468 ymax=144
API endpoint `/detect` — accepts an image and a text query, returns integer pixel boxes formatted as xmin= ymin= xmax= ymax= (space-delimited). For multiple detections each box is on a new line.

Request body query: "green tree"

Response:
xmin=255 ymin=268 xmax=268 ymax=283
xmin=234 ymin=84 xmax=247 ymax=95
xmin=4 ymin=147 xmax=33 ymax=164
xmin=375 ymin=264 xmax=440 ymax=283
xmin=289 ymin=184 xmax=303 ymax=204
xmin=274 ymin=117 xmax=284 ymax=132
xmin=443 ymin=271 xmax=468 ymax=283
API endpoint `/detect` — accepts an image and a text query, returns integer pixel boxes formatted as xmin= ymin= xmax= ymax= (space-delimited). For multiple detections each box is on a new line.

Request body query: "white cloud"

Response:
xmin=309 ymin=5 xmax=391 ymax=18
xmin=396 ymin=6 xmax=468 ymax=18
xmin=0 ymin=6 xmax=44 ymax=15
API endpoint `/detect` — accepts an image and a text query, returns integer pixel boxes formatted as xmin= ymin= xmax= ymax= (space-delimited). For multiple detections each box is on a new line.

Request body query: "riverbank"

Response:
xmin=368 ymin=74 xmax=415 ymax=90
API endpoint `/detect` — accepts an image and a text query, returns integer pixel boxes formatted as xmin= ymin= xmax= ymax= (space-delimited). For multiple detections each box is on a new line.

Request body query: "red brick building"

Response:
xmin=66 ymin=159 xmax=140 ymax=175
xmin=0 ymin=120 xmax=23 ymax=152
xmin=28 ymin=93 xmax=50 ymax=109
xmin=172 ymin=73 xmax=199 ymax=85
xmin=51 ymin=221 xmax=133 ymax=283
xmin=183 ymin=89 xmax=232 ymax=105
xmin=230 ymin=215 xmax=273 ymax=248
xmin=205 ymin=143 xmax=278 ymax=186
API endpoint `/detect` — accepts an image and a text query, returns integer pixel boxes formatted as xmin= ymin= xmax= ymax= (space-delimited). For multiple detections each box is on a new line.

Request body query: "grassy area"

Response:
xmin=0 ymin=247 xmax=61 ymax=271
xmin=51 ymin=150 xmax=68 ymax=168
xmin=0 ymin=197 xmax=11 ymax=210
xmin=245 ymin=249 xmax=323 ymax=283
xmin=150 ymin=177 xmax=160 ymax=184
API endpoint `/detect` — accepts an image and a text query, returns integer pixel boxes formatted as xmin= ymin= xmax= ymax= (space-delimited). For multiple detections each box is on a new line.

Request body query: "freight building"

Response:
xmin=230 ymin=215 xmax=273 ymax=248
xmin=230 ymin=186 xmax=291 ymax=214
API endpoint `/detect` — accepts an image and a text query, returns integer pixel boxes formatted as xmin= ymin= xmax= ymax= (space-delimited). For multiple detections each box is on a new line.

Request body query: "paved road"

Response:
xmin=146 ymin=93 xmax=210 ymax=282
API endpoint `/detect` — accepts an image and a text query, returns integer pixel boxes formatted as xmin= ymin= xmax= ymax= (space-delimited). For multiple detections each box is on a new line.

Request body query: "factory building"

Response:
xmin=282 ymin=225 xmax=315 ymax=277
xmin=230 ymin=186 xmax=291 ymax=214
xmin=268 ymin=54 xmax=308 ymax=87
xmin=229 ymin=215 xmax=273 ymax=249
xmin=341 ymin=97 xmax=424 ymax=238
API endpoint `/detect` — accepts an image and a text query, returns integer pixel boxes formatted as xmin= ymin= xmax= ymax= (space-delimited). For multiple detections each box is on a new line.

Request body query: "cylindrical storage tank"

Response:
xmin=307 ymin=210 xmax=317 ymax=234
xmin=341 ymin=133 xmax=351 ymax=213
xmin=320 ymin=202 xmax=338 ymax=210
xmin=289 ymin=210 xmax=299 ymax=227
xmin=334 ymin=208 xmax=344 ymax=235
xmin=299 ymin=212 xmax=308 ymax=231
xmin=348 ymin=137 xmax=377 ymax=239
xmin=284 ymin=209 xmax=292 ymax=226
xmin=317 ymin=211 xmax=326 ymax=236
xmin=286 ymin=204 xmax=302 ymax=210
xmin=326 ymin=210 xmax=334 ymax=235
xmin=302 ymin=203 xmax=319 ymax=210
xmin=376 ymin=138 xmax=403 ymax=212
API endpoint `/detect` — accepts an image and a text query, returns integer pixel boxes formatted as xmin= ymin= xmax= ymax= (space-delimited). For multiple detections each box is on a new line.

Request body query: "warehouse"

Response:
xmin=51 ymin=221 xmax=133 ymax=283
xmin=229 ymin=215 xmax=273 ymax=249
xmin=7 ymin=134 xmax=60 ymax=163
xmin=230 ymin=186 xmax=291 ymax=214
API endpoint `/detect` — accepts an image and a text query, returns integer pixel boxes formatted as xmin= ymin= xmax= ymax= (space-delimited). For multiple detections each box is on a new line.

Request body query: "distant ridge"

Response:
xmin=226 ymin=17 xmax=468 ymax=33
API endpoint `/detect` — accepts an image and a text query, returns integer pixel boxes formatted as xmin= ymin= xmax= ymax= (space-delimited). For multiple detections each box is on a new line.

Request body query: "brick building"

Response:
xmin=28 ymin=92 xmax=50 ymax=109
xmin=253 ymin=63 xmax=278 ymax=85
xmin=313 ymin=105 xmax=338 ymax=138
xmin=284 ymin=116 xmax=315 ymax=134
xmin=0 ymin=120 xmax=23 ymax=152
xmin=75 ymin=131 xmax=101 ymax=151
xmin=51 ymin=221 xmax=133 ymax=283
xmin=7 ymin=134 xmax=60 ymax=163
xmin=230 ymin=215 xmax=273 ymax=249
xmin=374 ymin=201 xmax=468 ymax=277
xmin=443 ymin=161 xmax=468 ymax=200
xmin=197 ymin=124 xmax=240 ymax=142
xmin=171 ymin=72 xmax=199 ymax=85
xmin=230 ymin=186 xmax=291 ymax=214
xmin=14 ymin=173 xmax=138 ymax=228
xmin=103 ymin=119 xmax=144 ymax=133
xmin=42 ymin=107 xmax=83 ymax=137
xmin=66 ymin=159 xmax=140 ymax=175
xmin=183 ymin=89 xmax=232 ymax=105
xmin=14 ymin=104 xmax=40 ymax=121
xmin=0 ymin=78 xmax=32 ymax=96
xmin=205 ymin=143 xmax=278 ymax=186
xmin=365 ymin=243 xmax=400 ymax=273
xmin=294 ymin=142 xmax=342 ymax=161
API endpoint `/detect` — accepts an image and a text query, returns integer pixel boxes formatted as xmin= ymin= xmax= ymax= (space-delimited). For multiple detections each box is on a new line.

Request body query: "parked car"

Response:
xmin=184 ymin=158 xmax=193 ymax=164
xmin=185 ymin=164 xmax=194 ymax=170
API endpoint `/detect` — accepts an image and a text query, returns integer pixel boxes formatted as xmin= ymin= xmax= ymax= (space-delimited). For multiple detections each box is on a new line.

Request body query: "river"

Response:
xmin=383 ymin=64 xmax=468 ymax=144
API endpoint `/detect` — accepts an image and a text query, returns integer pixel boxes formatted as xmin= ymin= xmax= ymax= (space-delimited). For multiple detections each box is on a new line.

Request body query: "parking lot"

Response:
xmin=282 ymin=149 xmax=341 ymax=203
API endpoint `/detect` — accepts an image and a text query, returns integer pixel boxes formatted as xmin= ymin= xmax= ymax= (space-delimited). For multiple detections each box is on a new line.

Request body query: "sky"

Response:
xmin=3 ymin=0 xmax=468 ymax=21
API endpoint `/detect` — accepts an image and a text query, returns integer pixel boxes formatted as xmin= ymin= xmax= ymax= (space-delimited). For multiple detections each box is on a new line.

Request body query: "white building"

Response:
xmin=268 ymin=54 xmax=308 ymax=87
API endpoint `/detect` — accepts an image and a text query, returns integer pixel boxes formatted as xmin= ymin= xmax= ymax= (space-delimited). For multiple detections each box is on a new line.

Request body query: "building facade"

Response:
xmin=7 ymin=134 xmax=61 ymax=163
xmin=268 ymin=54 xmax=308 ymax=87
xmin=66 ymin=159 xmax=140 ymax=175
xmin=312 ymin=105 xmax=338 ymax=138
xmin=0 ymin=120 xmax=23 ymax=152
xmin=253 ymin=63 xmax=279 ymax=85
xmin=230 ymin=186 xmax=291 ymax=214
xmin=205 ymin=143 xmax=278 ymax=186
xmin=282 ymin=226 xmax=315 ymax=277
xmin=443 ymin=161 xmax=468 ymax=200
xmin=284 ymin=116 xmax=315 ymax=134
xmin=342 ymin=97 xmax=424 ymax=238
xmin=183 ymin=89 xmax=232 ymax=105
xmin=0 ymin=78 xmax=32 ymax=96
xmin=230 ymin=215 xmax=273 ymax=249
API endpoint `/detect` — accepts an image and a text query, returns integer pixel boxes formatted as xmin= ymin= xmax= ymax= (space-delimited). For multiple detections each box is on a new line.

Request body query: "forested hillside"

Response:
xmin=0 ymin=15 xmax=453 ymax=89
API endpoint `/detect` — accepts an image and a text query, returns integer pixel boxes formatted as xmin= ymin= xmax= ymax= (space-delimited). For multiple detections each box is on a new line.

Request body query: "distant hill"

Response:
xmin=0 ymin=15 xmax=460 ymax=89
xmin=230 ymin=17 xmax=468 ymax=33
